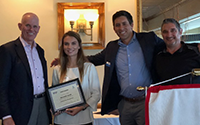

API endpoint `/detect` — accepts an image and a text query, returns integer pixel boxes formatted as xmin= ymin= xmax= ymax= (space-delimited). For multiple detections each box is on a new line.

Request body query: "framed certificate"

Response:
xmin=46 ymin=78 xmax=86 ymax=114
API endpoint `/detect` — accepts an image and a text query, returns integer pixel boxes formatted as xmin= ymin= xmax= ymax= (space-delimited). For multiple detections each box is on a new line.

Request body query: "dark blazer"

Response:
xmin=88 ymin=31 xmax=165 ymax=115
xmin=0 ymin=38 xmax=51 ymax=125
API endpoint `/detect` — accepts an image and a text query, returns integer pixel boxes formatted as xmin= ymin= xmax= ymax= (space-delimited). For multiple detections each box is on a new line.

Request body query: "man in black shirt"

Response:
xmin=155 ymin=18 xmax=200 ymax=85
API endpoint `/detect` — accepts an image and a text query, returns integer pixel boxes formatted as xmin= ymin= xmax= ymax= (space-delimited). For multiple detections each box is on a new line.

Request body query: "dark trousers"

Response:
xmin=118 ymin=98 xmax=145 ymax=125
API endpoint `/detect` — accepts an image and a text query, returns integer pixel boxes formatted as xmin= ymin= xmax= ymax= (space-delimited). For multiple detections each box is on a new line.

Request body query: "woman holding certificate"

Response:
xmin=52 ymin=31 xmax=101 ymax=125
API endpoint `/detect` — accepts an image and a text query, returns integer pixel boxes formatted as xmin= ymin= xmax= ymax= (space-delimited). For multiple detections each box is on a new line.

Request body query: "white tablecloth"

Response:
xmin=93 ymin=109 xmax=120 ymax=125
xmin=0 ymin=110 xmax=120 ymax=125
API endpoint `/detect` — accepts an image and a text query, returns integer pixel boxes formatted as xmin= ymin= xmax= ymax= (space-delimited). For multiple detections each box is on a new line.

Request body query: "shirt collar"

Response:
xmin=19 ymin=36 xmax=37 ymax=48
xmin=162 ymin=41 xmax=185 ymax=54
xmin=118 ymin=31 xmax=136 ymax=46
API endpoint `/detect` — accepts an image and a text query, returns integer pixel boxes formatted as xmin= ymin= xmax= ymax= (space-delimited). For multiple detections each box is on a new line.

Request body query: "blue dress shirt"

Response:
xmin=116 ymin=33 xmax=152 ymax=98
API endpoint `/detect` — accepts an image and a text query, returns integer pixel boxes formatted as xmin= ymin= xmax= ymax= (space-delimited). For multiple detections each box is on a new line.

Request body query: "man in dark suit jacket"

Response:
xmin=0 ymin=13 xmax=51 ymax=125
xmin=88 ymin=10 xmax=165 ymax=125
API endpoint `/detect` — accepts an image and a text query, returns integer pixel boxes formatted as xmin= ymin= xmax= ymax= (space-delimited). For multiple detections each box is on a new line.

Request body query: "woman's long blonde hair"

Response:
xmin=59 ymin=31 xmax=88 ymax=82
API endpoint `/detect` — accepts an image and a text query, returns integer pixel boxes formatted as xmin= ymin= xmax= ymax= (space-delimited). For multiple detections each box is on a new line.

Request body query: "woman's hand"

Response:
xmin=54 ymin=111 xmax=62 ymax=116
xmin=65 ymin=106 xmax=83 ymax=116
xmin=50 ymin=109 xmax=62 ymax=116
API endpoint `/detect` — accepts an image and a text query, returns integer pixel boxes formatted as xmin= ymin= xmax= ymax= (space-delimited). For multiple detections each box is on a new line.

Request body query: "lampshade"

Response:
xmin=64 ymin=9 xmax=80 ymax=21
xmin=84 ymin=13 xmax=99 ymax=21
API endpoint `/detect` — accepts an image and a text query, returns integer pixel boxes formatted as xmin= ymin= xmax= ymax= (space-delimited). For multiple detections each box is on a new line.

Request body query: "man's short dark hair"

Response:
xmin=112 ymin=10 xmax=133 ymax=26
xmin=161 ymin=18 xmax=181 ymax=31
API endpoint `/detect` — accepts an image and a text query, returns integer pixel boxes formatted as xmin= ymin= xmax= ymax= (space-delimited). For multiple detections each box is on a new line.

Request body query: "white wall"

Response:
xmin=0 ymin=0 xmax=137 ymax=124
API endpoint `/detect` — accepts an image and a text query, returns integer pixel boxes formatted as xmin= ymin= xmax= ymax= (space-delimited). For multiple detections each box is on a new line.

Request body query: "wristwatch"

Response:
xmin=82 ymin=104 xmax=87 ymax=110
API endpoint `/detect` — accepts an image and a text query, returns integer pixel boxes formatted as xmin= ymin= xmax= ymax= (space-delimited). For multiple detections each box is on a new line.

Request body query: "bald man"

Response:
xmin=0 ymin=12 xmax=51 ymax=125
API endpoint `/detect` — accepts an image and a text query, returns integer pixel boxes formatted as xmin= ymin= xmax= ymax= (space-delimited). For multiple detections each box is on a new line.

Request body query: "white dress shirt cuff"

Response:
xmin=3 ymin=115 xmax=12 ymax=120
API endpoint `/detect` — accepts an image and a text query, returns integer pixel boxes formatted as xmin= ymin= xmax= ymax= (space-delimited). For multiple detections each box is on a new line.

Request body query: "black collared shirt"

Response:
xmin=155 ymin=42 xmax=200 ymax=85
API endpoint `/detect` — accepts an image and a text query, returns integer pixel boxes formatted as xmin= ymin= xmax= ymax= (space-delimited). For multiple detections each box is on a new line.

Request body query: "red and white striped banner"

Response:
xmin=145 ymin=84 xmax=200 ymax=125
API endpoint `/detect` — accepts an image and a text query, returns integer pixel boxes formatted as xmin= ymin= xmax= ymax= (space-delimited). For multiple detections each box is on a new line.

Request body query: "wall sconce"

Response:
xmin=65 ymin=10 xmax=99 ymax=41
xmin=57 ymin=2 xmax=105 ymax=49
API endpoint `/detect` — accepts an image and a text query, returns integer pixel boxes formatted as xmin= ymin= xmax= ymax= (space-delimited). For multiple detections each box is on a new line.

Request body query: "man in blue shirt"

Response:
xmin=88 ymin=10 xmax=165 ymax=125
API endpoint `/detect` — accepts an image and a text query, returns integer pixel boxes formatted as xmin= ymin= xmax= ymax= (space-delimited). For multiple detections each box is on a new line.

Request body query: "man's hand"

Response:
xmin=50 ymin=58 xmax=59 ymax=67
xmin=108 ymin=109 xmax=119 ymax=115
xmin=198 ymin=43 xmax=200 ymax=52
xmin=3 ymin=117 xmax=15 ymax=125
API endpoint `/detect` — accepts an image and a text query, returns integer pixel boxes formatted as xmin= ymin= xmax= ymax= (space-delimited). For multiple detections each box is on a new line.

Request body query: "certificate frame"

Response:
xmin=46 ymin=78 xmax=86 ymax=114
